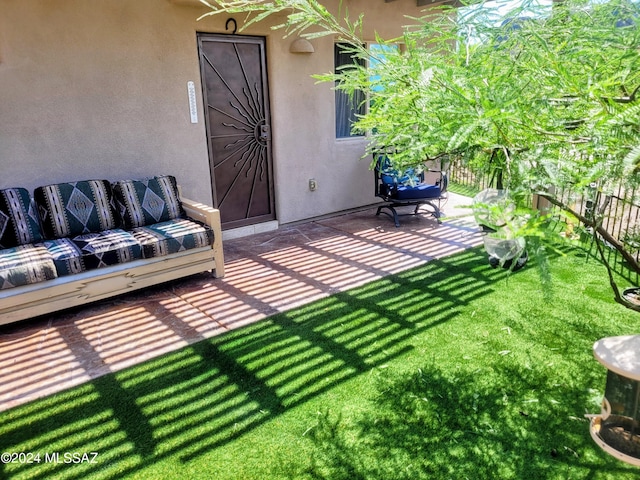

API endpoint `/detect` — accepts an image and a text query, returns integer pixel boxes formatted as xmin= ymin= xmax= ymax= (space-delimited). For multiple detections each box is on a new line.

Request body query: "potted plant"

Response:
xmin=472 ymin=188 xmax=528 ymax=270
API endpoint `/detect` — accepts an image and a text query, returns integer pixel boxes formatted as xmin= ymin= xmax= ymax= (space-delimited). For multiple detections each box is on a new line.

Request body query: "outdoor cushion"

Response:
xmin=42 ymin=229 xmax=143 ymax=276
xmin=376 ymin=156 xmax=442 ymax=199
xmin=112 ymin=175 xmax=184 ymax=229
xmin=0 ymin=245 xmax=57 ymax=290
xmin=395 ymin=184 xmax=442 ymax=200
xmin=131 ymin=218 xmax=213 ymax=258
xmin=0 ymin=188 xmax=44 ymax=249
xmin=380 ymin=165 xmax=422 ymax=187
xmin=34 ymin=180 xmax=118 ymax=239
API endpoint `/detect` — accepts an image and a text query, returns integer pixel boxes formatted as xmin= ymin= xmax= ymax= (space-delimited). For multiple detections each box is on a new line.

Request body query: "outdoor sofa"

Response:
xmin=0 ymin=175 xmax=224 ymax=325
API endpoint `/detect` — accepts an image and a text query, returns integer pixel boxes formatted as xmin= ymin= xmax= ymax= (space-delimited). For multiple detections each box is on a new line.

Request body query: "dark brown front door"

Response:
xmin=198 ymin=34 xmax=275 ymax=229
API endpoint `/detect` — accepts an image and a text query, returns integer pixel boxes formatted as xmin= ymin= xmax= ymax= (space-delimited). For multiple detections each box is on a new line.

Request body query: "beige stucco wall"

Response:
xmin=0 ymin=0 xmax=433 ymax=227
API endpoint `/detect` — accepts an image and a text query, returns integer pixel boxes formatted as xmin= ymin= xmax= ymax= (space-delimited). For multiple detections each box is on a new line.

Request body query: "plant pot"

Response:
xmin=622 ymin=287 xmax=640 ymax=307
xmin=488 ymin=249 xmax=528 ymax=271
xmin=472 ymin=188 xmax=515 ymax=228
xmin=482 ymin=236 xmax=526 ymax=261
xmin=483 ymin=236 xmax=527 ymax=270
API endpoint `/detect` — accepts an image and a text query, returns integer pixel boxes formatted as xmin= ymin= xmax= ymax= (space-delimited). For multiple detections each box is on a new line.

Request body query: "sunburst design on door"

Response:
xmin=201 ymin=39 xmax=273 ymax=226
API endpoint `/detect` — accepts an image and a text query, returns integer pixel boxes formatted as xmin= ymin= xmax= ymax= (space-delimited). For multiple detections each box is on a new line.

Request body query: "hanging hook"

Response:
xmin=226 ymin=18 xmax=237 ymax=34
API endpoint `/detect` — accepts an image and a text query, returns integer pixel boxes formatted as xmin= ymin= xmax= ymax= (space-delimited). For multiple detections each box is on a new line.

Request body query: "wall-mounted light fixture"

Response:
xmin=289 ymin=38 xmax=314 ymax=54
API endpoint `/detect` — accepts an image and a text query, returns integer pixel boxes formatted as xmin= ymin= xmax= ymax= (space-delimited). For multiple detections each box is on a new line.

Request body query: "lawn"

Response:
xmin=1 ymin=245 xmax=639 ymax=479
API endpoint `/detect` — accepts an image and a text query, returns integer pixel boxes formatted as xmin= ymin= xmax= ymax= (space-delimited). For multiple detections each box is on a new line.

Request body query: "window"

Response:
xmin=334 ymin=43 xmax=366 ymax=138
xmin=369 ymin=43 xmax=399 ymax=92
xmin=334 ymin=43 xmax=399 ymax=138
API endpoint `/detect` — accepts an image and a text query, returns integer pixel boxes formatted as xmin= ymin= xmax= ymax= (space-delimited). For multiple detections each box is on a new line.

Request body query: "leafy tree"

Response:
xmin=201 ymin=0 xmax=640 ymax=309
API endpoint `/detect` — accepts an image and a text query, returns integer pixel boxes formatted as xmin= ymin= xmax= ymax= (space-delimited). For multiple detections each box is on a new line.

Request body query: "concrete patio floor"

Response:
xmin=0 ymin=194 xmax=482 ymax=412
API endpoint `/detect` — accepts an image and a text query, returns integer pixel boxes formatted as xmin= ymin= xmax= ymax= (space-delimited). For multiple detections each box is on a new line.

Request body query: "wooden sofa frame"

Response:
xmin=0 ymin=195 xmax=225 ymax=325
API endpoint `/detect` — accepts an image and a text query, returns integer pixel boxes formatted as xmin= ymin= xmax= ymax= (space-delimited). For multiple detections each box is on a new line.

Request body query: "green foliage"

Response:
xmin=201 ymin=1 xmax=640 ymax=191
xmin=202 ymin=0 xmax=640 ymax=302
xmin=199 ymin=0 xmax=366 ymax=42
xmin=201 ymin=0 xmax=640 ymax=198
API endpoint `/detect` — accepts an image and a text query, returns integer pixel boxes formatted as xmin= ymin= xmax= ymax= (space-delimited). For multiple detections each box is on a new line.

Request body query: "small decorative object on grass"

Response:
xmin=588 ymin=335 xmax=640 ymax=466
xmin=472 ymin=189 xmax=528 ymax=271
xmin=622 ymin=288 xmax=640 ymax=307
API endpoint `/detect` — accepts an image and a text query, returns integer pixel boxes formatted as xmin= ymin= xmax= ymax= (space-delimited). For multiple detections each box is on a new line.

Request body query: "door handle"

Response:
xmin=260 ymin=124 xmax=271 ymax=141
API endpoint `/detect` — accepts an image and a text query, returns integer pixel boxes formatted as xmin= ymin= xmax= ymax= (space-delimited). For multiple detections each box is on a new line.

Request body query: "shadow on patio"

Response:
xmin=3 ymin=195 xmax=636 ymax=479
xmin=0 ymin=215 xmax=508 ymax=479
xmin=0 ymin=194 xmax=481 ymax=413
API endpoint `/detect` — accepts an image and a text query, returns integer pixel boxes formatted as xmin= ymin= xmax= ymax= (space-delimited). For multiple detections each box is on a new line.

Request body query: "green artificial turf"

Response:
xmin=1 ymin=246 xmax=639 ymax=480
xmin=445 ymin=182 xmax=481 ymax=198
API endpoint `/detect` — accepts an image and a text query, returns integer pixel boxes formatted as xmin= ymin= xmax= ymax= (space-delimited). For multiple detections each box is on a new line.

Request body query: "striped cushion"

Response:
xmin=131 ymin=218 xmax=213 ymax=258
xmin=112 ymin=175 xmax=184 ymax=229
xmin=0 ymin=245 xmax=57 ymax=290
xmin=34 ymin=180 xmax=118 ymax=239
xmin=43 ymin=229 xmax=143 ymax=276
xmin=0 ymin=188 xmax=44 ymax=249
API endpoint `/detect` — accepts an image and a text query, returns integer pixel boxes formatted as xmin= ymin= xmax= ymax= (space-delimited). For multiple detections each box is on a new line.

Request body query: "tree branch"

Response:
xmin=539 ymin=192 xmax=640 ymax=311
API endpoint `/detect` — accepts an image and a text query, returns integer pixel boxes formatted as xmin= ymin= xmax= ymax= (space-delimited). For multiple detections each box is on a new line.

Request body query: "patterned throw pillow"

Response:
xmin=112 ymin=175 xmax=185 ymax=229
xmin=0 ymin=188 xmax=44 ymax=249
xmin=34 ymin=180 xmax=118 ymax=239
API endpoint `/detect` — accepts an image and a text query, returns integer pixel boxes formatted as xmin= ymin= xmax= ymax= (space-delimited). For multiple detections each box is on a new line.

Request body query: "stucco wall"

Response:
xmin=0 ymin=0 xmax=433 ymax=227
xmin=0 ymin=0 xmax=215 ymax=203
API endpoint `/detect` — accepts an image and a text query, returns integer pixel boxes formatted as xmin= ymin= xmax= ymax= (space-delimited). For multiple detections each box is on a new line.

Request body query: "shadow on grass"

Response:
xmin=1 ymin=246 xmax=632 ymax=479
xmin=0 ymin=248 xmax=500 ymax=479
xmin=294 ymin=363 xmax=637 ymax=480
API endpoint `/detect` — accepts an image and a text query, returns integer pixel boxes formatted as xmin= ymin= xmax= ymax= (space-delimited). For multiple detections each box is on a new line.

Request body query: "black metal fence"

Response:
xmin=449 ymin=159 xmax=640 ymax=284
